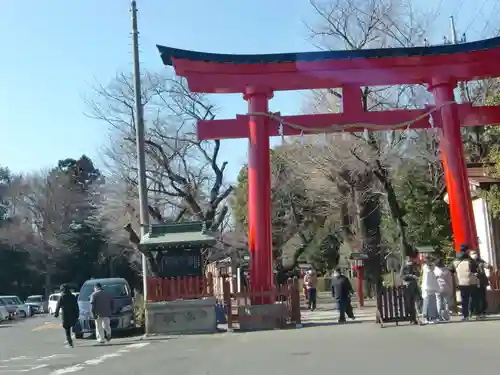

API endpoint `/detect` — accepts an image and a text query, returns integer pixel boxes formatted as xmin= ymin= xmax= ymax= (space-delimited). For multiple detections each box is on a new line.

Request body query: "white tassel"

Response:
xmin=278 ymin=122 xmax=285 ymax=145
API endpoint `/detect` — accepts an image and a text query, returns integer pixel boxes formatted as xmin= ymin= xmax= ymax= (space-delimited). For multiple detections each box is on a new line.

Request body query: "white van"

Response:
xmin=48 ymin=293 xmax=61 ymax=315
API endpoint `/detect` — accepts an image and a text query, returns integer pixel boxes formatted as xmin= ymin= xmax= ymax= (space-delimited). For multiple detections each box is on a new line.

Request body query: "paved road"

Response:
xmin=0 ymin=315 xmax=148 ymax=375
xmin=3 ymin=312 xmax=500 ymax=374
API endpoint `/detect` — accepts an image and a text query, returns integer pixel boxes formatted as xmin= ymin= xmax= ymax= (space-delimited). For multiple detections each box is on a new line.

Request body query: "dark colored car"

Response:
xmin=72 ymin=278 xmax=135 ymax=339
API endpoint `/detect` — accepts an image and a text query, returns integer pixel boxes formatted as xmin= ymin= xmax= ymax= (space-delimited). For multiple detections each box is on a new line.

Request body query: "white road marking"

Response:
xmin=0 ymin=364 xmax=49 ymax=373
xmin=50 ymin=365 xmax=84 ymax=374
xmin=48 ymin=342 xmax=150 ymax=375
xmin=37 ymin=354 xmax=74 ymax=361
xmin=0 ymin=356 xmax=27 ymax=362
xmin=84 ymin=353 xmax=121 ymax=365
xmin=20 ymin=364 xmax=48 ymax=372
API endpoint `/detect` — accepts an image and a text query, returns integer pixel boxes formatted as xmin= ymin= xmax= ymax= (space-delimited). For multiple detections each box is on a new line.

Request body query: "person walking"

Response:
xmin=421 ymin=257 xmax=440 ymax=324
xmin=331 ymin=268 xmax=355 ymax=323
xmin=470 ymin=250 xmax=489 ymax=319
xmin=434 ymin=258 xmax=453 ymax=321
xmin=452 ymin=246 xmax=479 ymax=321
xmin=90 ymin=283 xmax=113 ymax=344
xmin=54 ymin=284 xmax=79 ymax=348
xmin=304 ymin=269 xmax=318 ymax=311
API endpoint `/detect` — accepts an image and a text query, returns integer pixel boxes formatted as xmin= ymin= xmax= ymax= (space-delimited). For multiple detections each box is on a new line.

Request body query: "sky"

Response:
xmin=0 ymin=0 xmax=497 ymax=183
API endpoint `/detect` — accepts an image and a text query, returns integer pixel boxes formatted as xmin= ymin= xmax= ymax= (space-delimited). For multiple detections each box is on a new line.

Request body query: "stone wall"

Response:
xmin=146 ymin=297 xmax=217 ymax=335
xmin=238 ymin=303 xmax=288 ymax=331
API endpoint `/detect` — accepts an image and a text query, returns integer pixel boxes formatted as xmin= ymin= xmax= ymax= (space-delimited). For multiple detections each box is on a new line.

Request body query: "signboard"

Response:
xmin=158 ymin=249 xmax=203 ymax=277
xmin=348 ymin=252 xmax=369 ymax=260
xmin=415 ymin=246 xmax=435 ymax=254
xmin=385 ymin=252 xmax=401 ymax=272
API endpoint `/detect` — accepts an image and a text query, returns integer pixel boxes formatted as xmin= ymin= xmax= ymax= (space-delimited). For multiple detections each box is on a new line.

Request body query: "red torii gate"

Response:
xmin=157 ymin=37 xmax=500 ymax=298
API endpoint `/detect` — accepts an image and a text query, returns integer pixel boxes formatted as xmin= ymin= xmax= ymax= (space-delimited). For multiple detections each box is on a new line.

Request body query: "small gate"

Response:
xmin=219 ymin=276 xmax=301 ymax=330
xmin=376 ymin=286 xmax=418 ymax=327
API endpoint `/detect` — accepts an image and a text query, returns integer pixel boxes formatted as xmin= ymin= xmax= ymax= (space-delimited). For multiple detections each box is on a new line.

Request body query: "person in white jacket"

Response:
xmin=421 ymin=258 xmax=440 ymax=324
xmin=434 ymin=258 xmax=453 ymax=321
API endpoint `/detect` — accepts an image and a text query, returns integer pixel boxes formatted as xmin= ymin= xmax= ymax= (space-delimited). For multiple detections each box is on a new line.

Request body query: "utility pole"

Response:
xmin=131 ymin=0 xmax=150 ymax=317
xmin=449 ymin=16 xmax=468 ymax=103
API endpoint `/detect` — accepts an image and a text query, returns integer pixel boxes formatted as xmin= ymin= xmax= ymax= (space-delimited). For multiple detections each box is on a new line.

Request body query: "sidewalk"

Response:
xmin=301 ymin=292 xmax=377 ymax=325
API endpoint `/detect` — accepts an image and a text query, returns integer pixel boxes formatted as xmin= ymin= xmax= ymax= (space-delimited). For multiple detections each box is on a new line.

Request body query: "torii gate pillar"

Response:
xmin=245 ymin=88 xmax=274 ymax=300
xmin=430 ymin=79 xmax=478 ymax=252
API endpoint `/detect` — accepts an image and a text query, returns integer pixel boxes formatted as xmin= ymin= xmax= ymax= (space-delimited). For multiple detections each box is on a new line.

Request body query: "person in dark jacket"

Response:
xmin=470 ymin=250 xmax=489 ymax=319
xmin=90 ymin=283 xmax=113 ymax=344
xmin=400 ymin=256 xmax=422 ymax=323
xmin=331 ymin=269 xmax=355 ymax=323
xmin=54 ymin=284 xmax=79 ymax=348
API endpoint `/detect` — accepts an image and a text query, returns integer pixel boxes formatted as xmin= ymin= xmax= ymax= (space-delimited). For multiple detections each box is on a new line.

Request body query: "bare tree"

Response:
xmin=0 ymin=170 xmax=81 ymax=295
xmin=85 ymin=72 xmax=233 ymax=274
xmin=297 ymin=0 xmax=434 ymax=263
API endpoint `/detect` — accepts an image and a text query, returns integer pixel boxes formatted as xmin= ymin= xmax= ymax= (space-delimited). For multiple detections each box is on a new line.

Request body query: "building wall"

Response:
xmin=472 ymin=198 xmax=496 ymax=267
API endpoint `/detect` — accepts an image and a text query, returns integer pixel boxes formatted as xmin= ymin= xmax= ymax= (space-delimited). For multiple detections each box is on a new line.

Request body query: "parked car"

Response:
xmin=25 ymin=295 xmax=47 ymax=314
xmin=73 ymin=278 xmax=135 ymax=339
xmin=0 ymin=296 xmax=31 ymax=318
xmin=0 ymin=301 xmax=10 ymax=321
xmin=48 ymin=293 xmax=61 ymax=315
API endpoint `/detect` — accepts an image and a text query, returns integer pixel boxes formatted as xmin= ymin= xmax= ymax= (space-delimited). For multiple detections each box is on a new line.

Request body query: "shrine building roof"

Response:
xmin=139 ymin=221 xmax=216 ymax=250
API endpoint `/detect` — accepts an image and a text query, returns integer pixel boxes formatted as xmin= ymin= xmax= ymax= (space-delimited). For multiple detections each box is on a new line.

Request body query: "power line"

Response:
xmin=463 ymin=0 xmax=490 ymax=35
xmin=480 ymin=1 xmax=500 ymax=36
xmin=452 ymin=0 xmax=466 ymax=20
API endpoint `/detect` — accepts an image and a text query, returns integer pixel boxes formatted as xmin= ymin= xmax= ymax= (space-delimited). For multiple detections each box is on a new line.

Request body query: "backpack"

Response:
xmin=455 ymin=260 xmax=478 ymax=286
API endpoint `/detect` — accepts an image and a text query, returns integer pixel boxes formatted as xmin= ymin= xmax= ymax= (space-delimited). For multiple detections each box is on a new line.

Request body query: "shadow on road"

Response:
xmin=89 ymin=341 xmax=138 ymax=347
xmin=302 ymin=320 xmax=365 ymax=328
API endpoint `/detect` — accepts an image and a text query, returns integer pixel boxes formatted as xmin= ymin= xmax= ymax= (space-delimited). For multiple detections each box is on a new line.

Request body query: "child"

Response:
xmin=434 ymin=259 xmax=453 ymax=321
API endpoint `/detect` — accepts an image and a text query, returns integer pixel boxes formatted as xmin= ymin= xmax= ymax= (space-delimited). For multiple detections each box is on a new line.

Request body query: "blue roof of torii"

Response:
xmin=156 ymin=36 xmax=500 ymax=66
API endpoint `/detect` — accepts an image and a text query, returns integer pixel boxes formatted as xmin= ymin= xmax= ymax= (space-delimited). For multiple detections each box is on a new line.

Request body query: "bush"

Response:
xmin=134 ymin=293 xmax=145 ymax=328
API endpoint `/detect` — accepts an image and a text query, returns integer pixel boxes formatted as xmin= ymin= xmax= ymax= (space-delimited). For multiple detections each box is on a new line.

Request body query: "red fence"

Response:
xmin=145 ymin=274 xmax=302 ymax=329
xmin=146 ymin=274 xmax=214 ymax=302
xmin=220 ymin=276 xmax=301 ymax=329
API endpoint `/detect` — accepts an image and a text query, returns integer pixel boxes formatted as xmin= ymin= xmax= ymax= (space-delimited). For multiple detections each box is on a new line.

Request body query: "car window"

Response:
xmin=79 ymin=283 xmax=131 ymax=301
xmin=13 ymin=297 xmax=22 ymax=304
xmin=0 ymin=299 xmax=5 ymax=306
xmin=26 ymin=296 xmax=42 ymax=303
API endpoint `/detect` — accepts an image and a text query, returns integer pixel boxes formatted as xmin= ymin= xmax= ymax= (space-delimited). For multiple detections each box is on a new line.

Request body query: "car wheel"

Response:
xmin=19 ymin=310 xmax=27 ymax=318
xmin=74 ymin=333 xmax=84 ymax=339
